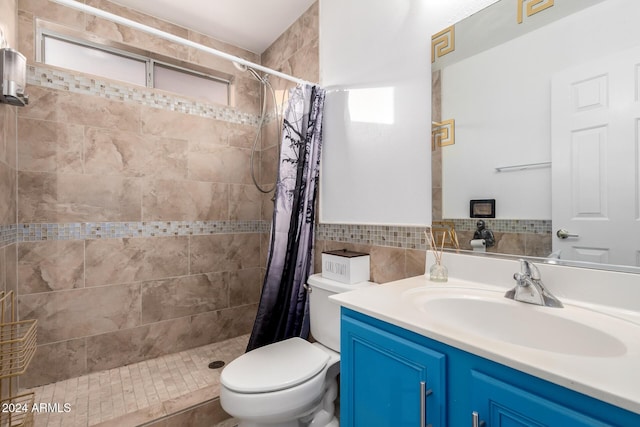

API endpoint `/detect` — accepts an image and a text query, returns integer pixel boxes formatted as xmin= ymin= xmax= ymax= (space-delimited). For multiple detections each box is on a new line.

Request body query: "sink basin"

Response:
xmin=402 ymin=287 xmax=629 ymax=357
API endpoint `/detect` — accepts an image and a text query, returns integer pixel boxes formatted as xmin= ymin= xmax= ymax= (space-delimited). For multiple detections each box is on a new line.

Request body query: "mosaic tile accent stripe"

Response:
xmin=17 ymin=220 xmax=270 ymax=242
xmin=316 ymin=220 xmax=552 ymax=250
xmin=28 ymin=64 xmax=260 ymax=126
xmin=316 ymin=223 xmax=430 ymax=250
xmin=0 ymin=224 xmax=17 ymax=247
xmin=443 ymin=218 xmax=552 ymax=234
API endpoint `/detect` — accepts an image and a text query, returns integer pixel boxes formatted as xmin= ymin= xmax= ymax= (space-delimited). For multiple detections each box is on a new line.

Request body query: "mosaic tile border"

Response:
xmin=442 ymin=218 xmax=552 ymax=234
xmin=28 ymin=64 xmax=261 ymax=126
xmin=316 ymin=223 xmax=430 ymax=250
xmin=316 ymin=220 xmax=552 ymax=250
xmin=7 ymin=220 xmax=551 ymax=246
xmin=0 ymin=224 xmax=17 ymax=247
xmin=17 ymin=220 xmax=270 ymax=242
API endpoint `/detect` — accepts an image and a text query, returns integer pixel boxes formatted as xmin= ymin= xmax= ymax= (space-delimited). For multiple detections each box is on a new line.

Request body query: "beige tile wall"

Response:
xmin=1 ymin=0 xmax=18 ymax=304
xmin=15 ymin=0 xmax=268 ymax=388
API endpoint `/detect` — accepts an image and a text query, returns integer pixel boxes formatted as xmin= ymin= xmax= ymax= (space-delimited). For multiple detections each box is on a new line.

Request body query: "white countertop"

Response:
xmin=330 ymin=274 xmax=640 ymax=414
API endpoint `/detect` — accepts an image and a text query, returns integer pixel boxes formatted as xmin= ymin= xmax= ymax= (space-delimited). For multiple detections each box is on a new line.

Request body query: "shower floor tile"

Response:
xmin=24 ymin=335 xmax=249 ymax=427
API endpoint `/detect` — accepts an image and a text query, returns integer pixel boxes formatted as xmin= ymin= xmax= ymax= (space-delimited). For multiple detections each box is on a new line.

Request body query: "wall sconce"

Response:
xmin=432 ymin=119 xmax=455 ymax=149
xmin=0 ymin=48 xmax=29 ymax=106
xmin=517 ymin=0 xmax=554 ymax=24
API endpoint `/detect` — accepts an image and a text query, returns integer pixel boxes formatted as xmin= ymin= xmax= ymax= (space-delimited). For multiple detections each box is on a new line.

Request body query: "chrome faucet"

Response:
xmin=505 ymin=259 xmax=563 ymax=308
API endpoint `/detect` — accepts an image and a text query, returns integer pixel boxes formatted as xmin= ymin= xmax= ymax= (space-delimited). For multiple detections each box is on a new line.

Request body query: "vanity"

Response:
xmin=330 ymin=253 xmax=640 ymax=426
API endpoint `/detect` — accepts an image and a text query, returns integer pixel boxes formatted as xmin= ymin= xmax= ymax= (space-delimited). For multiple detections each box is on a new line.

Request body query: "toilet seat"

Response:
xmin=221 ymin=337 xmax=330 ymax=393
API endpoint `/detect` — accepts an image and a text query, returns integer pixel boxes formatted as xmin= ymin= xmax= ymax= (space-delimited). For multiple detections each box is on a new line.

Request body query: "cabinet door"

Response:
xmin=471 ymin=371 xmax=610 ymax=427
xmin=341 ymin=314 xmax=446 ymax=427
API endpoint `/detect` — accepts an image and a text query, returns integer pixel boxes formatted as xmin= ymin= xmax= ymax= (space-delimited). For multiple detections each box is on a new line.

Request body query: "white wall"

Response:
xmin=442 ymin=0 xmax=640 ymax=219
xmin=318 ymin=0 xmax=498 ymax=226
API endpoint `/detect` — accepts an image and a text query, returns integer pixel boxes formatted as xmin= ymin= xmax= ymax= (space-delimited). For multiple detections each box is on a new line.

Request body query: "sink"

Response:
xmin=402 ymin=287 xmax=629 ymax=357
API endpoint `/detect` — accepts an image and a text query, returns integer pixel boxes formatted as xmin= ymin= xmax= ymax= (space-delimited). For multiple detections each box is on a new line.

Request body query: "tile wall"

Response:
xmin=0 ymin=0 xmax=19 ymax=404
xmin=14 ymin=0 xmax=273 ymax=388
xmin=4 ymin=0 xmax=549 ymax=392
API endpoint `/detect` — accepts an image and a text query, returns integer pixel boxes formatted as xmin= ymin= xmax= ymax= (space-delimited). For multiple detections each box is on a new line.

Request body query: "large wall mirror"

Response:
xmin=433 ymin=0 xmax=640 ymax=273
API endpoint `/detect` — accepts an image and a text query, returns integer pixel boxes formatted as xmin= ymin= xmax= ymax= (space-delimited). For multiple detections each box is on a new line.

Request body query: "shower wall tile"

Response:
xmin=141 ymin=273 xmax=229 ymax=323
xmin=17 ymin=118 xmax=84 ymax=173
xmin=17 ymin=171 xmax=142 ymax=223
xmin=188 ymin=146 xmax=252 ymax=184
xmin=0 ymin=0 xmax=16 ymax=49
xmin=260 ymin=145 xmax=278 ymax=187
xmin=262 ymin=2 xmax=318 ymax=71
xmin=85 ymin=237 xmax=189 ymax=287
xmin=87 ymin=16 xmax=190 ymax=61
xmin=141 ymin=107 xmax=227 ymax=142
xmin=289 ymin=38 xmax=320 ymax=84
xmin=16 ymin=86 xmax=58 ymax=122
xmin=260 ymin=232 xmax=270 ymax=269
xmin=0 ymin=161 xmax=16 ymax=225
xmin=229 ymin=267 xmax=262 ymax=307
xmin=1 ymin=106 xmax=18 ymax=169
xmin=261 ymin=24 xmax=301 ymax=71
xmin=59 ymin=91 xmax=142 ymax=132
xmin=18 ymin=0 xmax=85 ymax=32
xmin=189 ymin=304 xmax=258 ymax=345
xmin=85 ymin=316 xmax=192 ymax=373
xmin=84 ymin=0 xmax=190 ymax=62
xmin=17 ymin=11 xmax=34 ymax=63
xmin=19 ymin=283 xmax=141 ymax=344
xmin=84 ymin=127 xmax=188 ymax=179
xmin=142 ymin=179 xmax=229 ymax=221
xmin=187 ymin=30 xmax=260 ymax=76
xmin=233 ymin=76 xmax=261 ymax=116
xmin=190 ymin=234 xmax=260 ymax=274
xmin=86 ymin=0 xmax=187 ymax=36
xmin=20 ymin=338 xmax=87 ymax=389
xmin=18 ymin=240 xmax=84 ymax=294
xmin=227 ymin=122 xmax=256 ymax=149
xmin=300 ymin=2 xmax=320 ymax=51
xmin=5 ymin=244 xmax=17 ymax=296
xmin=229 ymin=184 xmax=261 ymax=221
xmin=20 ymin=87 xmax=141 ymax=132
xmin=15 ymin=0 xmax=268 ymax=388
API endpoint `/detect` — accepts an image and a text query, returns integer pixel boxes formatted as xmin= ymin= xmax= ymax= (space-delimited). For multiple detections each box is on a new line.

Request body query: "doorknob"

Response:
xmin=556 ymin=229 xmax=579 ymax=239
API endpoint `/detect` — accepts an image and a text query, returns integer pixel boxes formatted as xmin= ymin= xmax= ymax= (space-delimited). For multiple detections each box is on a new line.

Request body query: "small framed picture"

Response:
xmin=470 ymin=199 xmax=495 ymax=218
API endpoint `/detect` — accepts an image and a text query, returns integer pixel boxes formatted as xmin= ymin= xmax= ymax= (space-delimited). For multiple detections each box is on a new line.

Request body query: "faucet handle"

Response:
xmin=519 ymin=259 xmax=541 ymax=280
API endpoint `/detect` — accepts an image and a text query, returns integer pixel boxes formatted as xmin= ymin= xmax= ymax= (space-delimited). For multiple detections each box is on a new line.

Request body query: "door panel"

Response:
xmin=552 ymin=46 xmax=640 ymax=266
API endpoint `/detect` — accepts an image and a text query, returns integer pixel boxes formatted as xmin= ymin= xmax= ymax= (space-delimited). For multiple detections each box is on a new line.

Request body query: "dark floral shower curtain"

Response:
xmin=246 ymin=84 xmax=325 ymax=351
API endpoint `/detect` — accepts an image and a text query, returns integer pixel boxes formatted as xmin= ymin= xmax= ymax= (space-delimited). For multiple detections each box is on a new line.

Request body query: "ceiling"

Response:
xmin=110 ymin=0 xmax=316 ymax=54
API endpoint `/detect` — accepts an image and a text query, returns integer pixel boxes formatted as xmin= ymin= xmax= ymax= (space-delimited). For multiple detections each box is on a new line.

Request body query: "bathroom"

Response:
xmin=1 ymin=0 xmax=639 ymax=426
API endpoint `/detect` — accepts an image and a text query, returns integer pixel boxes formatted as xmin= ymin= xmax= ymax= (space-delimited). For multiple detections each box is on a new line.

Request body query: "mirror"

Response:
xmin=432 ymin=0 xmax=640 ymax=273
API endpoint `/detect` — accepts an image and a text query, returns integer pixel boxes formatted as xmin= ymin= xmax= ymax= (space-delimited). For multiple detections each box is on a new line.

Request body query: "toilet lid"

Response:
xmin=221 ymin=337 xmax=330 ymax=393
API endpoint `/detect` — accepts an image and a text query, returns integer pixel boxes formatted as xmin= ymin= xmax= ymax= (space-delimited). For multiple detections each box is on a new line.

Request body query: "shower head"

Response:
xmin=232 ymin=61 xmax=267 ymax=84
xmin=232 ymin=61 xmax=248 ymax=72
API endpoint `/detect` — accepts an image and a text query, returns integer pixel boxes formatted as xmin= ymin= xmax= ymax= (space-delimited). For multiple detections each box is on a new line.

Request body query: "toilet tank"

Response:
xmin=307 ymin=273 xmax=373 ymax=352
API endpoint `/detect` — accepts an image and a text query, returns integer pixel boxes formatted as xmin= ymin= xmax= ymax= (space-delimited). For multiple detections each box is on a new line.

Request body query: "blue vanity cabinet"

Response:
xmin=340 ymin=310 xmax=446 ymax=427
xmin=340 ymin=308 xmax=640 ymax=427
xmin=470 ymin=370 xmax=615 ymax=426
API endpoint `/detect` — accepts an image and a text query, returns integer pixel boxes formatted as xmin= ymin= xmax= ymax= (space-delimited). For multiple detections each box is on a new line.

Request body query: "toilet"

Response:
xmin=220 ymin=273 xmax=373 ymax=427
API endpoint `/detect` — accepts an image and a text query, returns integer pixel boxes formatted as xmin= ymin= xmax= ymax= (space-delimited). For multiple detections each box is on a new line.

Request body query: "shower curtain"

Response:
xmin=246 ymin=84 xmax=325 ymax=351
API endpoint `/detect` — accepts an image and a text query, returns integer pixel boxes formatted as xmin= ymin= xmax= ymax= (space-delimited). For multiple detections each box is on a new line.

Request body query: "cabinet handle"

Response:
xmin=420 ymin=381 xmax=433 ymax=427
xmin=472 ymin=411 xmax=486 ymax=427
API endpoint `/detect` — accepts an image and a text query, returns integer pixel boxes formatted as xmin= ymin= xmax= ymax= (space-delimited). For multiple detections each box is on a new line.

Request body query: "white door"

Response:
xmin=551 ymin=46 xmax=640 ymax=267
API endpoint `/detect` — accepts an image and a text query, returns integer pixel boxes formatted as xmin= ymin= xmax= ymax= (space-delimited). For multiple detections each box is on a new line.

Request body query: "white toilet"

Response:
xmin=220 ymin=273 xmax=373 ymax=427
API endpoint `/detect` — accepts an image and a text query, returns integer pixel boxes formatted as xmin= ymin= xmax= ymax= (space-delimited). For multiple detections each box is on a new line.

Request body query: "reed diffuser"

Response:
xmin=425 ymin=229 xmax=448 ymax=282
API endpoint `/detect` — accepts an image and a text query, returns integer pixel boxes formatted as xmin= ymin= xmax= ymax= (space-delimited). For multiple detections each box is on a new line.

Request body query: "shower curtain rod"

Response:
xmin=50 ymin=0 xmax=317 ymax=87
